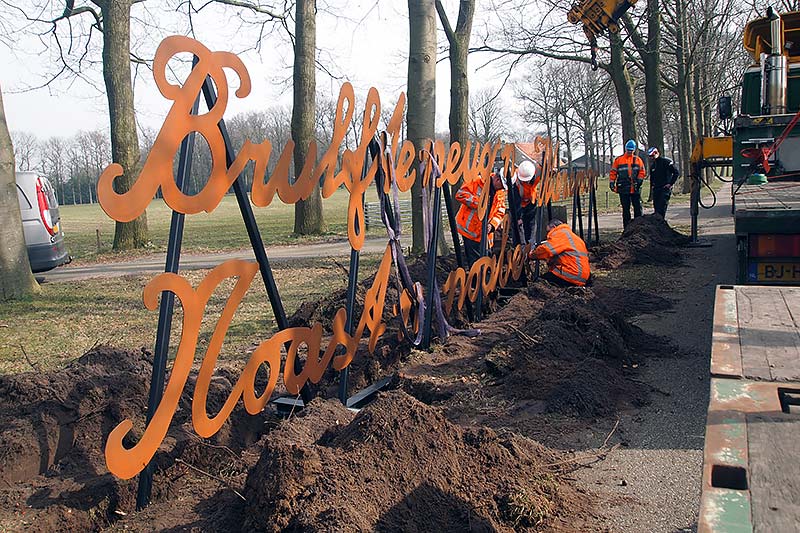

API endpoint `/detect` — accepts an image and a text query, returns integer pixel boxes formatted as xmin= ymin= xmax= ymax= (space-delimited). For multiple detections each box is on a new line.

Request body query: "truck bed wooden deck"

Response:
xmin=735 ymin=181 xmax=800 ymax=220
xmin=700 ymin=285 xmax=800 ymax=532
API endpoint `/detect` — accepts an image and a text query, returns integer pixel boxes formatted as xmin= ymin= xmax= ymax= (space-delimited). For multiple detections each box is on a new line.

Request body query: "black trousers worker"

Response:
xmin=653 ymin=188 xmax=671 ymax=218
xmin=619 ymin=193 xmax=642 ymax=228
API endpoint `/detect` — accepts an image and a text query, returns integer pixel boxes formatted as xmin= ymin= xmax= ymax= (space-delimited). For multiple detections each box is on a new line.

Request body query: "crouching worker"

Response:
xmin=456 ymin=171 xmax=507 ymax=267
xmin=528 ymin=219 xmax=591 ymax=287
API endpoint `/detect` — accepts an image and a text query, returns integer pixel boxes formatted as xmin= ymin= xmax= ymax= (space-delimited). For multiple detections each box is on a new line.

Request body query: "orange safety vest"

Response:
xmin=455 ymin=176 xmax=507 ymax=245
xmin=533 ymin=223 xmax=591 ymax=286
xmin=610 ymin=153 xmax=646 ymax=194
xmin=515 ymin=175 xmax=540 ymax=208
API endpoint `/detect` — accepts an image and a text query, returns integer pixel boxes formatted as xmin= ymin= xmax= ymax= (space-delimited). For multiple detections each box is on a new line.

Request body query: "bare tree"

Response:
xmin=468 ymin=87 xmax=509 ymax=143
xmin=40 ymin=136 xmax=68 ymax=203
xmin=11 ymin=131 xmax=39 ymax=171
xmin=0 ymin=84 xmax=38 ymax=300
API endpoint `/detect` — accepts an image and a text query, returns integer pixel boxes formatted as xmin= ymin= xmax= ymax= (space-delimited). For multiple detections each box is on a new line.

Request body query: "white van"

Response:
xmin=15 ymin=171 xmax=70 ymax=273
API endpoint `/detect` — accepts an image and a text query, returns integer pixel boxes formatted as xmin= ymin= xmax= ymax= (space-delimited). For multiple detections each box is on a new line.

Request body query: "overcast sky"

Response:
xmin=0 ymin=0 xmax=528 ymax=143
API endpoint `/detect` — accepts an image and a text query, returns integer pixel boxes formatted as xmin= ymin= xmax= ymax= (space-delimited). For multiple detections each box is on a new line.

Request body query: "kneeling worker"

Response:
xmin=456 ymin=170 xmax=507 ymax=267
xmin=528 ymin=219 xmax=591 ymax=287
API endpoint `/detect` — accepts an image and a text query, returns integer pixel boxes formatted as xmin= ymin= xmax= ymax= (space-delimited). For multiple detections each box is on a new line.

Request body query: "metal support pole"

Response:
xmin=690 ymin=165 xmax=701 ymax=243
xmin=587 ymin=185 xmax=594 ymax=248
xmin=571 ymin=187 xmax=578 ymax=233
xmin=200 ymin=76 xmax=311 ymax=405
xmin=474 ymin=183 xmax=496 ymax=321
xmin=577 ymin=191 xmax=584 ymax=240
xmin=339 ymin=148 xmax=369 ymax=403
xmin=421 ymin=181 xmax=442 ymax=349
xmin=593 ymin=180 xmax=600 ymax=244
xmin=338 ymin=242 xmax=360 ymax=403
xmin=442 ymin=183 xmax=474 ymax=321
xmin=137 ymin=82 xmax=200 ymax=511
xmin=442 ymin=184 xmax=465 ymax=268
xmin=506 ymin=172 xmax=523 ymax=246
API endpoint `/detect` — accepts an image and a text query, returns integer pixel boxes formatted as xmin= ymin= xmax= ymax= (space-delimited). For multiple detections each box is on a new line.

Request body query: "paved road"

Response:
xmin=41 ymin=189 xmax=728 ymax=283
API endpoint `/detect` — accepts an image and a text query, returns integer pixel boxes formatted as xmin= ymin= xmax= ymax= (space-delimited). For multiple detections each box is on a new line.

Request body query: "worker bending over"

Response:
xmin=610 ymin=139 xmax=646 ymax=228
xmin=529 ymin=219 xmax=591 ymax=287
xmin=456 ymin=170 xmax=507 ymax=267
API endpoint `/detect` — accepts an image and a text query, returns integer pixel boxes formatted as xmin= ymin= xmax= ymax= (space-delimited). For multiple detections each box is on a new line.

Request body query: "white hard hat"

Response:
xmin=517 ymin=160 xmax=536 ymax=182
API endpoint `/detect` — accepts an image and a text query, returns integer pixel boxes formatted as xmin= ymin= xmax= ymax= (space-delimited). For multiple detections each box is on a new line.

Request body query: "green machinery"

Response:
xmin=691 ymin=8 xmax=800 ymax=285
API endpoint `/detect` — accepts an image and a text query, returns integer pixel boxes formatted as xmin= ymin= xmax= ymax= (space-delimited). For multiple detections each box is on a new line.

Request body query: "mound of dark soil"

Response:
xmin=0 ymin=346 xmax=272 ymax=532
xmin=592 ymin=215 xmax=690 ymax=269
xmin=399 ymin=278 xmax=676 ymax=428
xmin=498 ymin=288 xmax=655 ymax=417
xmin=243 ymin=391 xmax=585 ymax=532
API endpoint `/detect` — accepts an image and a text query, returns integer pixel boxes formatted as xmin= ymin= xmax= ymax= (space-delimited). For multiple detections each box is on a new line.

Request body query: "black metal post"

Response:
xmin=587 ymin=184 xmax=594 ymax=247
xmin=690 ymin=166 xmax=700 ymax=243
xmin=577 ymin=190 xmax=584 ymax=240
xmin=474 ymin=183 xmax=496 ymax=321
xmin=338 ymin=160 xmax=366 ymax=404
xmin=338 ymin=246 xmax=359 ymax=403
xmin=571 ymin=187 xmax=578 ymax=233
xmin=136 ymin=83 xmax=200 ymax=511
xmin=506 ymin=172 xmax=523 ymax=246
xmin=442 ymin=184 xmax=465 ymax=267
xmin=442 ymin=184 xmax=474 ymax=321
xmin=421 ymin=179 xmax=442 ymax=349
xmin=200 ymin=76 xmax=311 ymax=405
xmin=592 ymin=180 xmax=600 ymax=244
xmin=533 ymin=204 xmax=545 ymax=280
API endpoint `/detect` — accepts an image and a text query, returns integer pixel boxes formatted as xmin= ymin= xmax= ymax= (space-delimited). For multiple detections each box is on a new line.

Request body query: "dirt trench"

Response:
xmin=0 ymin=215 xmax=692 ymax=531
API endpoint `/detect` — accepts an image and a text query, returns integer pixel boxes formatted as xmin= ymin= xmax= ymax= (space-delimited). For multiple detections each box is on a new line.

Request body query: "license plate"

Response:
xmin=748 ymin=262 xmax=800 ymax=282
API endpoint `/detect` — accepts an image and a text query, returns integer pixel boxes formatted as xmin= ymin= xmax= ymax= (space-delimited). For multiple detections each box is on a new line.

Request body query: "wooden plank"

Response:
xmin=747 ymin=413 xmax=800 ymax=533
xmin=736 ymin=287 xmax=800 ymax=382
xmin=711 ymin=286 xmax=744 ymax=378
xmin=736 ymin=288 xmax=776 ymax=380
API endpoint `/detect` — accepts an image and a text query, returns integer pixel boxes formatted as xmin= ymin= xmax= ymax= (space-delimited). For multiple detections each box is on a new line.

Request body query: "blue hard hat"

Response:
xmin=625 ymin=139 xmax=637 ymax=151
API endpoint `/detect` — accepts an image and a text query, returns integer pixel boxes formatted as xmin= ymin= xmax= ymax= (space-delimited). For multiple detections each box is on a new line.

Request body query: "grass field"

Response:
xmin=60 ymin=188 xmax=389 ymax=263
xmin=0 ymin=257 xmax=382 ymax=374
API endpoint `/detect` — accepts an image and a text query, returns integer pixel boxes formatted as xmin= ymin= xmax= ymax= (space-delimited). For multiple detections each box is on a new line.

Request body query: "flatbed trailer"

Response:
xmin=734 ymin=181 xmax=800 ymax=285
xmin=700 ymin=285 xmax=800 ymax=532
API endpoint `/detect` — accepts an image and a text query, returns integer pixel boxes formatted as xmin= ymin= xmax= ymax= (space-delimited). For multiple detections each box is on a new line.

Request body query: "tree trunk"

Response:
xmin=0 ymin=84 xmax=38 ymax=300
xmin=675 ymin=0 xmax=694 ymax=194
xmin=644 ymin=0 xmax=664 ymax=153
xmin=407 ymin=0 xmax=437 ymax=254
xmin=97 ymin=0 xmax=148 ymax=250
xmin=608 ymin=32 xmax=637 ymax=142
xmin=292 ymin=0 xmax=324 ymax=235
xmin=436 ymin=0 xmax=474 ymax=149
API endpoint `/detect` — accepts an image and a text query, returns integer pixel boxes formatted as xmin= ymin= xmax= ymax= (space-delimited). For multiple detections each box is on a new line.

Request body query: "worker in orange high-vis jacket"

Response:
xmin=513 ymin=160 xmax=540 ymax=243
xmin=456 ymin=170 xmax=507 ymax=267
xmin=528 ymin=219 xmax=591 ymax=287
xmin=610 ymin=139 xmax=646 ymax=228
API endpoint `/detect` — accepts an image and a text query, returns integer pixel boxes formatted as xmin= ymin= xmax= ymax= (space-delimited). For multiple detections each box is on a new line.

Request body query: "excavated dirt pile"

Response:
xmin=398 ymin=281 xmax=676 ymax=436
xmin=0 ymin=346 xmax=273 ymax=532
xmin=592 ymin=215 xmax=690 ymax=269
xmin=242 ymin=391 xmax=585 ymax=532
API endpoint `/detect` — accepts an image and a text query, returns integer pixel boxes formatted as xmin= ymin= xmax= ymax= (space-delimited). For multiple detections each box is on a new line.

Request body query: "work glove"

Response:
xmin=635 ymin=179 xmax=644 ymax=192
xmin=609 ymin=181 xmax=617 ymax=193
